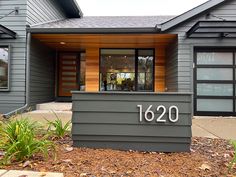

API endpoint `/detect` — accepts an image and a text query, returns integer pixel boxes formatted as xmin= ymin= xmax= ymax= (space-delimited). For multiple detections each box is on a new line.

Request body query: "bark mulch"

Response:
xmin=1 ymin=137 xmax=236 ymax=177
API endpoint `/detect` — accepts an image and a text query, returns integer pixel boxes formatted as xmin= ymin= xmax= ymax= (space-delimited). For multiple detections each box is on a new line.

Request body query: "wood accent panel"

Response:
xmin=85 ymin=48 xmax=99 ymax=92
xmin=155 ymin=46 xmax=166 ymax=92
xmin=32 ymin=34 xmax=177 ymax=50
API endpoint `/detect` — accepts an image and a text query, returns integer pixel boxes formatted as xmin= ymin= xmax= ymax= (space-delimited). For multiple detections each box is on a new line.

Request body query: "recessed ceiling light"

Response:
xmin=60 ymin=42 xmax=66 ymax=45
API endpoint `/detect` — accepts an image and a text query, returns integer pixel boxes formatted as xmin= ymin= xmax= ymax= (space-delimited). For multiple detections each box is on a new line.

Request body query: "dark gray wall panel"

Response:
xmin=29 ymin=38 xmax=55 ymax=108
xmin=72 ymin=92 xmax=192 ymax=152
xmin=166 ymin=38 xmax=178 ymax=92
xmin=167 ymin=0 xmax=236 ymax=92
xmin=27 ymin=0 xmax=66 ymax=25
xmin=0 ymin=0 xmax=27 ymax=114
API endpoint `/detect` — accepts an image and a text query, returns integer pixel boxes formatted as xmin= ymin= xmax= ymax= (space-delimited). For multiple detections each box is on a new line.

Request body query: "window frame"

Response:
xmin=0 ymin=45 xmax=10 ymax=91
xmin=99 ymin=48 xmax=155 ymax=92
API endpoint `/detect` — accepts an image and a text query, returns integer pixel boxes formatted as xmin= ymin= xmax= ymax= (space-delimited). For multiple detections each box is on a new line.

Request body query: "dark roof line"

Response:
xmin=57 ymin=0 xmax=83 ymax=18
xmin=27 ymin=27 xmax=160 ymax=34
xmin=161 ymin=0 xmax=227 ymax=31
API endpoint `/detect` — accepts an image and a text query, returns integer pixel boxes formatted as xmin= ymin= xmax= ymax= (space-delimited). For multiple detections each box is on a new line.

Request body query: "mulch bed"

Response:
xmin=1 ymin=136 xmax=235 ymax=177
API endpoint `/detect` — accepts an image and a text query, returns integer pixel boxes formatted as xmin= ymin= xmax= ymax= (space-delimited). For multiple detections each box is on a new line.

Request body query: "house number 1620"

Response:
xmin=137 ymin=105 xmax=179 ymax=123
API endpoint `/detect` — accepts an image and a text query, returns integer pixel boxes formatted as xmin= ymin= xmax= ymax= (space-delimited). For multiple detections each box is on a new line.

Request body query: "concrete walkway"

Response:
xmin=15 ymin=111 xmax=236 ymax=140
xmin=193 ymin=117 xmax=236 ymax=140
xmin=0 ymin=170 xmax=63 ymax=177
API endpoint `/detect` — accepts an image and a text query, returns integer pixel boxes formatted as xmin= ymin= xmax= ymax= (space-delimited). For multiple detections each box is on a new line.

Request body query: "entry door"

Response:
xmin=58 ymin=53 xmax=79 ymax=97
xmin=194 ymin=50 xmax=235 ymax=116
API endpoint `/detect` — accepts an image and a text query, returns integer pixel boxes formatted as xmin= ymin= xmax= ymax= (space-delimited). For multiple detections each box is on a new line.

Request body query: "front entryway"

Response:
xmin=58 ymin=52 xmax=85 ymax=97
xmin=194 ymin=49 xmax=236 ymax=116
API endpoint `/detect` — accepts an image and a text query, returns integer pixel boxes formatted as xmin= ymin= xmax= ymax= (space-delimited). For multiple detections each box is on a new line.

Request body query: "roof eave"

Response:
xmin=57 ymin=0 xmax=83 ymax=18
xmin=27 ymin=27 xmax=161 ymax=34
xmin=161 ymin=0 xmax=226 ymax=32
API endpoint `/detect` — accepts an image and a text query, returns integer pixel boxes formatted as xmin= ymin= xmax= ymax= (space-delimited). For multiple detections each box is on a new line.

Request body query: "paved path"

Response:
xmin=0 ymin=170 xmax=63 ymax=177
xmin=15 ymin=111 xmax=236 ymax=140
xmin=193 ymin=117 xmax=236 ymax=140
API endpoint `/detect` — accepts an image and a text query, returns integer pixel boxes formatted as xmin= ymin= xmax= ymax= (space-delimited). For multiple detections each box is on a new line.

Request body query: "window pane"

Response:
xmin=197 ymin=83 xmax=233 ymax=96
xmin=137 ymin=50 xmax=154 ymax=91
xmin=197 ymin=68 xmax=232 ymax=80
xmin=0 ymin=47 xmax=9 ymax=89
xmin=197 ymin=99 xmax=233 ymax=112
xmin=100 ymin=49 xmax=135 ymax=91
xmin=197 ymin=52 xmax=233 ymax=65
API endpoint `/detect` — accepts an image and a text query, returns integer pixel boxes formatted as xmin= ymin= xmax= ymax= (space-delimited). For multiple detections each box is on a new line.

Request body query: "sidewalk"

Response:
xmin=193 ymin=117 xmax=236 ymax=140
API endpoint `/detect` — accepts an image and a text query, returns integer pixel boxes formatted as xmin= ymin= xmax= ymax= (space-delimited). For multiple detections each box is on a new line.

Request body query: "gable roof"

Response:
xmin=29 ymin=16 xmax=174 ymax=33
xmin=57 ymin=0 xmax=83 ymax=18
xmin=161 ymin=0 xmax=227 ymax=31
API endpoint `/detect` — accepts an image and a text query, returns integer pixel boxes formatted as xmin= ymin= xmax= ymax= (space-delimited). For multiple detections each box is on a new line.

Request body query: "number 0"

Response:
xmin=169 ymin=106 xmax=179 ymax=123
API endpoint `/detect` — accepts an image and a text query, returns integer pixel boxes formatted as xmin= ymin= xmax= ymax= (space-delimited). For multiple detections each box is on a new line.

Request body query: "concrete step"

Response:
xmin=18 ymin=110 xmax=72 ymax=125
xmin=36 ymin=102 xmax=72 ymax=111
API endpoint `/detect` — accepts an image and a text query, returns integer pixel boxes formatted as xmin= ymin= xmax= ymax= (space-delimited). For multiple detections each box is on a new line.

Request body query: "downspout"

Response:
xmin=3 ymin=32 xmax=31 ymax=118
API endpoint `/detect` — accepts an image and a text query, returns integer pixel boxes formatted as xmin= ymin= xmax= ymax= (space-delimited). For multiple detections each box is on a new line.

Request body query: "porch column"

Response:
xmin=85 ymin=48 xmax=99 ymax=92
xmin=155 ymin=46 xmax=166 ymax=92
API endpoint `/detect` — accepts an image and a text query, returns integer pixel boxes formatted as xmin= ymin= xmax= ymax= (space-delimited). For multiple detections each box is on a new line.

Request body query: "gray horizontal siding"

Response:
xmin=72 ymin=92 xmax=192 ymax=152
xmin=167 ymin=0 xmax=236 ymax=92
xmin=166 ymin=38 xmax=178 ymax=92
xmin=27 ymin=0 xmax=66 ymax=25
xmin=0 ymin=0 xmax=27 ymax=114
xmin=29 ymin=38 xmax=55 ymax=108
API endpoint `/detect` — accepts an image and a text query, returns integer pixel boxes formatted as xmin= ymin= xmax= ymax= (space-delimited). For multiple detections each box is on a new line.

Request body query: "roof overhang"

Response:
xmin=186 ymin=21 xmax=236 ymax=38
xmin=57 ymin=0 xmax=83 ymax=18
xmin=27 ymin=27 xmax=162 ymax=34
xmin=0 ymin=25 xmax=16 ymax=39
xmin=161 ymin=0 xmax=226 ymax=31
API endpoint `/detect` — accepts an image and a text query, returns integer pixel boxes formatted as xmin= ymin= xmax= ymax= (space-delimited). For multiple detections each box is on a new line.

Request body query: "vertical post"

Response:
xmin=85 ymin=48 xmax=99 ymax=92
xmin=155 ymin=46 xmax=166 ymax=92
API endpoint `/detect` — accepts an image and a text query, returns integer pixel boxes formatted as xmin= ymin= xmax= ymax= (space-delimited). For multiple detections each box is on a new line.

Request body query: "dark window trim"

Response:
xmin=194 ymin=48 xmax=236 ymax=116
xmin=0 ymin=45 xmax=10 ymax=91
xmin=99 ymin=48 xmax=155 ymax=92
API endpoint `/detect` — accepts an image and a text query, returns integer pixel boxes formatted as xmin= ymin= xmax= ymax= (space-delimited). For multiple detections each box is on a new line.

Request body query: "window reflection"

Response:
xmin=100 ymin=49 xmax=154 ymax=91
xmin=0 ymin=47 xmax=8 ymax=89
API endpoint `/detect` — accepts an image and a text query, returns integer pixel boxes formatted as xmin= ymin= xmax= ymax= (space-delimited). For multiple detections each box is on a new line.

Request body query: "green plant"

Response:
xmin=46 ymin=112 xmax=71 ymax=138
xmin=0 ymin=118 xmax=55 ymax=164
xmin=228 ymin=140 xmax=236 ymax=172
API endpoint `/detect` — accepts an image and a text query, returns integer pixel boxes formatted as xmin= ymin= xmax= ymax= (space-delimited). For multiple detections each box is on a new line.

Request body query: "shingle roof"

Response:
xmin=32 ymin=16 xmax=175 ymax=29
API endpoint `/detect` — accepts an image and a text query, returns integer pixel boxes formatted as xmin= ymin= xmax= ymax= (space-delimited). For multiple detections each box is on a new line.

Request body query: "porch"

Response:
xmin=28 ymin=33 xmax=178 ymax=108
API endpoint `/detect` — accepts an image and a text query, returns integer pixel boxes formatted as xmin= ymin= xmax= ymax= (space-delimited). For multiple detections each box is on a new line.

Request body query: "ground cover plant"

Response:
xmin=0 ymin=118 xmax=55 ymax=165
xmin=45 ymin=112 xmax=71 ymax=139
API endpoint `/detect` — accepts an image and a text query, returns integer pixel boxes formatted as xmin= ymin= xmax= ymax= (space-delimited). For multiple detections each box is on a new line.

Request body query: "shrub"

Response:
xmin=46 ymin=112 xmax=71 ymax=138
xmin=0 ymin=118 xmax=55 ymax=164
xmin=229 ymin=140 xmax=236 ymax=172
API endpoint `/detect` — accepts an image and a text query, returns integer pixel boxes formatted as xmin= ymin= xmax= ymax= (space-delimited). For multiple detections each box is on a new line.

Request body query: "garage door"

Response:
xmin=194 ymin=50 xmax=235 ymax=116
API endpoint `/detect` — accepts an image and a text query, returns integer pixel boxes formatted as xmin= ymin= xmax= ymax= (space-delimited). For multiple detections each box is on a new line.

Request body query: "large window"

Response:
xmin=0 ymin=46 xmax=9 ymax=90
xmin=100 ymin=49 xmax=154 ymax=91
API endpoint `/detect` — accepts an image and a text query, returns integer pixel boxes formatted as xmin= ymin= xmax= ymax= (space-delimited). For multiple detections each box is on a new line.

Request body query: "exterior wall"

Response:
xmin=27 ymin=0 xmax=66 ymax=25
xmin=0 ymin=0 xmax=27 ymax=114
xmin=72 ymin=92 xmax=192 ymax=152
xmin=167 ymin=0 xmax=236 ymax=92
xmin=29 ymin=38 xmax=55 ymax=108
xmin=166 ymin=39 xmax=178 ymax=92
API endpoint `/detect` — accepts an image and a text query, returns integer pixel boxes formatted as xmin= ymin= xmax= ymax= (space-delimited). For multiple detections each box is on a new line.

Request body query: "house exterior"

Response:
xmin=1 ymin=0 xmax=236 ymax=151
